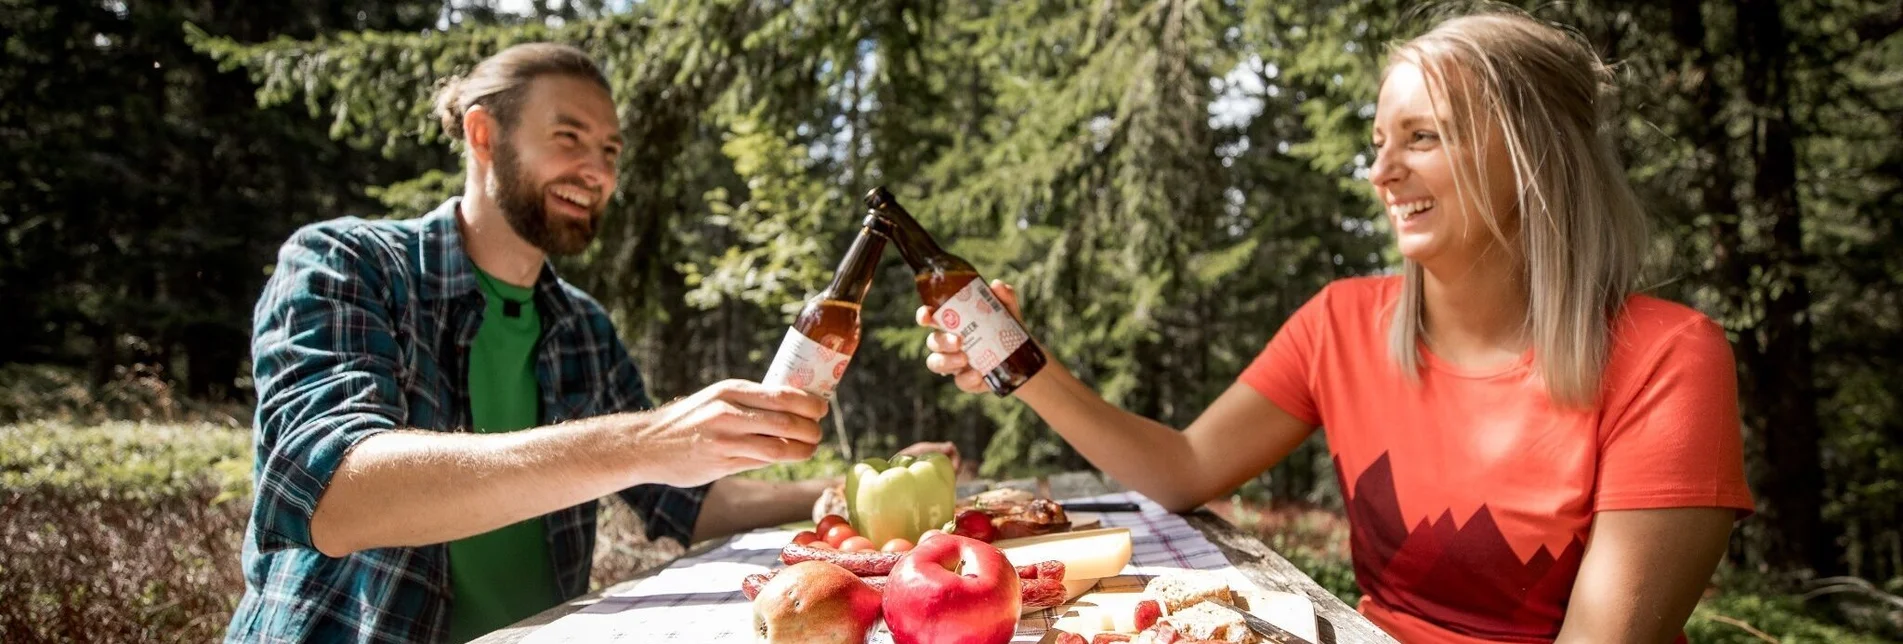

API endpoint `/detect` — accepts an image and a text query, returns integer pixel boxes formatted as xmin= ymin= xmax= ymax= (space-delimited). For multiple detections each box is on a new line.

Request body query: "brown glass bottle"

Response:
xmin=762 ymin=216 xmax=890 ymax=400
xmin=863 ymin=186 xmax=1046 ymax=396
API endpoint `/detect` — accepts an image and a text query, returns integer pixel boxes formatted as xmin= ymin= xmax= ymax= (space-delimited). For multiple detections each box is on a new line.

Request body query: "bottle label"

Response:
xmin=763 ymin=328 xmax=852 ymax=400
xmin=934 ymin=280 xmax=1030 ymax=374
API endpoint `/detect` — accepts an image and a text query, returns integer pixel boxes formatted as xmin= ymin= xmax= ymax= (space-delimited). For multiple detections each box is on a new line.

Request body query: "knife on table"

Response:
xmin=1060 ymin=502 xmax=1142 ymax=512
xmin=1205 ymin=598 xmax=1316 ymax=644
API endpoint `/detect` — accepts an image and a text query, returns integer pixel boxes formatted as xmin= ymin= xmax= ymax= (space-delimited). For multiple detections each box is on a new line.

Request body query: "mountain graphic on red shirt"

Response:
xmin=1337 ymin=452 xmax=1586 ymax=641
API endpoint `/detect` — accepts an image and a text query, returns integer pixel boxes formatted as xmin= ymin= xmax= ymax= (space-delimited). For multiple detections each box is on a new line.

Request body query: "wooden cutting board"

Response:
xmin=1047 ymin=580 xmax=1319 ymax=642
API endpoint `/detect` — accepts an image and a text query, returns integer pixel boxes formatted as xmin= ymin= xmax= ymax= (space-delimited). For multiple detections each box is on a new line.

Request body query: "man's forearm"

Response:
xmin=692 ymin=477 xmax=837 ymax=543
xmin=309 ymin=413 xmax=643 ymax=557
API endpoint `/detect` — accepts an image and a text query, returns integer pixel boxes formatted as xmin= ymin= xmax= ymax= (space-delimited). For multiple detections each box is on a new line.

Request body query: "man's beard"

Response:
xmin=492 ymin=141 xmax=603 ymax=257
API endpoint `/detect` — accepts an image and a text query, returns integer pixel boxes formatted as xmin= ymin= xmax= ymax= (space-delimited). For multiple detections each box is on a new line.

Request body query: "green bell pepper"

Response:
xmin=845 ymin=453 xmax=957 ymax=546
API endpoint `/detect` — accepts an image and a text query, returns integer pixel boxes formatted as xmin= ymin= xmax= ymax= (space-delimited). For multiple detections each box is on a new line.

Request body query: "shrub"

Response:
xmin=0 ymin=364 xmax=249 ymax=427
xmin=1688 ymin=591 xmax=1894 ymax=644
xmin=0 ymin=419 xmax=703 ymax=642
xmin=0 ymin=421 xmax=251 ymax=643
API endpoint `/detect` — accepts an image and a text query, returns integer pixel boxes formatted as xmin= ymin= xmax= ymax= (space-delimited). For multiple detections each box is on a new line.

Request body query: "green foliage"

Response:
xmin=1281 ymin=546 xmax=1361 ymax=606
xmin=3 ymin=4 xmax=1899 ymax=635
xmin=0 ymin=364 xmax=248 ymax=426
xmin=684 ymin=109 xmax=841 ymax=313
xmin=0 ymin=420 xmax=252 ymax=642
xmin=184 ymin=13 xmax=660 ymax=158
xmin=1688 ymin=592 xmax=1895 ymax=644
xmin=366 ymin=169 xmax=467 ymax=219
xmin=737 ymin=444 xmax=852 ymax=482
xmin=176 ymin=0 xmax=1903 ymax=588
xmin=0 ymin=0 xmax=442 ymax=399
xmin=0 ymin=421 xmax=252 ymax=504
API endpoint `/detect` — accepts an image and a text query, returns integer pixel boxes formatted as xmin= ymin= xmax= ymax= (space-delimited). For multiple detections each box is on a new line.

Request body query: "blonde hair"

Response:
xmin=1385 ymin=9 xmax=1649 ymax=407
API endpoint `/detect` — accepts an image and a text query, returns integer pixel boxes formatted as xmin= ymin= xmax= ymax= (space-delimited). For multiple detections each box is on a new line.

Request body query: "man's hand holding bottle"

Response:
xmin=632 ymin=380 xmax=829 ymax=488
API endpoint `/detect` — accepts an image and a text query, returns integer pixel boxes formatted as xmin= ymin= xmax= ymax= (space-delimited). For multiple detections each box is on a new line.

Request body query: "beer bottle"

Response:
xmin=863 ymin=186 xmax=1046 ymax=395
xmin=762 ymin=216 xmax=890 ymax=400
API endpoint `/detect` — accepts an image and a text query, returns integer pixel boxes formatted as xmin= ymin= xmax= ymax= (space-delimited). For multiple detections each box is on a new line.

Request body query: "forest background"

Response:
xmin=3 ymin=0 xmax=1900 ymax=640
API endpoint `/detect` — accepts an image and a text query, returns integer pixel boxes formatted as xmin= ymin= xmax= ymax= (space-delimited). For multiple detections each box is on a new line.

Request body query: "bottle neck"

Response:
xmin=823 ymin=226 xmax=887 ymax=305
xmin=864 ymin=191 xmax=946 ymax=270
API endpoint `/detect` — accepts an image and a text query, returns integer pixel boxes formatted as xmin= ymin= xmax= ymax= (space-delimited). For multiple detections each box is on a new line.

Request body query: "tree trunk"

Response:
xmin=1673 ymin=0 xmax=1762 ymax=568
xmin=182 ymin=322 xmax=243 ymax=400
xmin=1736 ymin=0 xmax=1837 ymax=577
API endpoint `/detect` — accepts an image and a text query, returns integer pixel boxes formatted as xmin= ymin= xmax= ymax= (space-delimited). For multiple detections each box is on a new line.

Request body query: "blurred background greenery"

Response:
xmin=3 ymin=0 xmax=1900 ymax=640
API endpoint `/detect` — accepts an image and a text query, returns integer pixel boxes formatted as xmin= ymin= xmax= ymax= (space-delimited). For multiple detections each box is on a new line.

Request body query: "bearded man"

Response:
xmin=224 ymin=43 xmax=935 ymax=644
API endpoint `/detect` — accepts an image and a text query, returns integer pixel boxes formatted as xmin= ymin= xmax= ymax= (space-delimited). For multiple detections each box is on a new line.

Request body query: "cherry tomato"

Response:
xmin=816 ymin=515 xmax=849 ymax=535
xmin=880 ymin=538 xmax=914 ymax=553
xmin=791 ymin=530 xmax=821 ymax=547
xmin=806 ymin=540 xmax=836 ymax=550
xmin=838 ymin=536 xmax=877 ymax=552
xmin=823 ymin=523 xmax=859 ymax=547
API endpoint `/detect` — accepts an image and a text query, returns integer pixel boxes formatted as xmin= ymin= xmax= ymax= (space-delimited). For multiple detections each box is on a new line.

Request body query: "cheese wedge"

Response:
xmin=1070 ymin=587 xmax=1150 ymax=633
xmin=994 ymin=527 xmax=1133 ymax=581
xmin=1050 ymin=604 xmax=1114 ymax=636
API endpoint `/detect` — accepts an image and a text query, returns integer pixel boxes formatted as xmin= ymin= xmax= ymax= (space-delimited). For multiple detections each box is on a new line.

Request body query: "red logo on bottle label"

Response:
xmin=938 ymin=309 xmax=962 ymax=329
xmin=832 ymin=361 xmax=848 ymax=380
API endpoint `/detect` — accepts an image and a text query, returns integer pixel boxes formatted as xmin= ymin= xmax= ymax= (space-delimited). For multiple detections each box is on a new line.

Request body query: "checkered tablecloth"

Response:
xmin=520 ymin=491 xmax=1260 ymax=643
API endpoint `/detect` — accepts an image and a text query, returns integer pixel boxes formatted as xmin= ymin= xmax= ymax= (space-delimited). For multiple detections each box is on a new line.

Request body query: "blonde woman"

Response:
xmin=920 ymin=10 xmax=1751 ymax=643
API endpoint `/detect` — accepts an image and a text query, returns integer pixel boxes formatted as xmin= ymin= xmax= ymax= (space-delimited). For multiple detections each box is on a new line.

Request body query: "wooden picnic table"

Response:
xmin=476 ymin=471 xmax=1397 ymax=644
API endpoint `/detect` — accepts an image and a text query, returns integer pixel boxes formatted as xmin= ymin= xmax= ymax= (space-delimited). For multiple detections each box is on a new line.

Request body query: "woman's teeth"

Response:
xmin=1388 ymin=199 xmax=1435 ymax=221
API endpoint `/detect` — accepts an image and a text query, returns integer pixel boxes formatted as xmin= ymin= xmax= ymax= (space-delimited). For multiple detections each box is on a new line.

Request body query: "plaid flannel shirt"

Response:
xmin=225 ymin=197 xmax=708 ymax=643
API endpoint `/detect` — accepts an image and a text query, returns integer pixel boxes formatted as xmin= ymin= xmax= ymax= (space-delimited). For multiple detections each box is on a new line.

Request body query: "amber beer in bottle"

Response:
xmin=762 ymin=216 xmax=889 ymax=400
xmin=863 ymin=186 xmax=1046 ymax=395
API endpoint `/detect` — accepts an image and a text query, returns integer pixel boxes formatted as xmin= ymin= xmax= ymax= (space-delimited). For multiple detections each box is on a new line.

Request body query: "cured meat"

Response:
xmin=1020 ymin=577 xmax=1068 ymax=610
xmin=1016 ymin=560 xmax=1066 ymax=582
xmin=779 ymin=542 xmax=902 ymax=576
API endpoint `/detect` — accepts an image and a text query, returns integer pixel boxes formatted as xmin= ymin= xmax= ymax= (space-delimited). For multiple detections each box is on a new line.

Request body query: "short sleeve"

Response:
xmin=1238 ymin=284 xmax=1332 ymax=426
xmin=1595 ymin=317 xmax=1754 ymax=515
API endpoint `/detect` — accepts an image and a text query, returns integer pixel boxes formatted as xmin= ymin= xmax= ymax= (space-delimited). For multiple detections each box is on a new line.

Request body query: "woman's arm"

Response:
xmin=1554 ymin=507 xmax=1735 ymax=643
xmin=921 ymin=281 xmax=1316 ymax=512
xmin=1015 ymin=369 xmax=1317 ymax=512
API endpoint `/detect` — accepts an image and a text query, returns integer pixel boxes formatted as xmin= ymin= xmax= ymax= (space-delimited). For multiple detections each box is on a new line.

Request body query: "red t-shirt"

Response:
xmin=1240 ymin=276 xmax=1753 ymax=643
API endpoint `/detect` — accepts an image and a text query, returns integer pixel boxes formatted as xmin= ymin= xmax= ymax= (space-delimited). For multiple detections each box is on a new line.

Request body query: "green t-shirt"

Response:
xmin=447 ymin=268 xmax=561 ymax=643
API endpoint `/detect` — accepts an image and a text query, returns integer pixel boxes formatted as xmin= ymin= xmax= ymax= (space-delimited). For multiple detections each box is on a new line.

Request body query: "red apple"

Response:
xmin=751 ymin=560 xmax=882 ymax=644
xmin=883 ymin=534 xmax=1021 ymax=644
